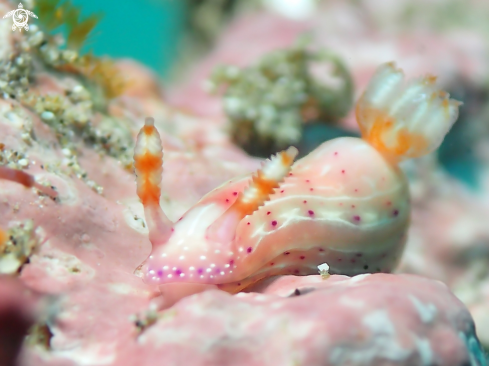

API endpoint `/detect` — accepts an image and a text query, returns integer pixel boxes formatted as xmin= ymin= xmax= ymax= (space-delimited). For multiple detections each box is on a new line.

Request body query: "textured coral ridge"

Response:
xmin=137 ymin=62 xmax=460 ymax=293
xmin=105 ymin=275 xmax=487 ymax=366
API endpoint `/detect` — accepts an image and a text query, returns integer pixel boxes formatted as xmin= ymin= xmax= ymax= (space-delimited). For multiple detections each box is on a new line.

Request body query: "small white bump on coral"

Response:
xmin=318 ymin=263 xmax=330 ymax=279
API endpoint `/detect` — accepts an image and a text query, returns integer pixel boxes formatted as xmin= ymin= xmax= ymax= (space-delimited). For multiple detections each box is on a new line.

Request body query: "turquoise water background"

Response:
xmin=71 ymin=0 xmax=187 ymax=77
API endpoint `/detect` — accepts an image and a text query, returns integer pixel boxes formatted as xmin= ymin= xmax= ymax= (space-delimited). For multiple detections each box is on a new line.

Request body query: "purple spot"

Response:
xmin=171 ymin=228 xmax=174 ymax=232
xmin=294 ymin=269 xmax=300 ymax=274
xmin=310 ymin=188 xmax=314 ymax=191
xmin=225 ymin=199 xmax=229 ymax=202
xmin=233 ymin=192 xmax=237 ymax=196
xmin=303 ymin=200 xmax=307 ymax=204
xmin=393 ymin=209 xmax=399 ymax=217
xmin=284 ymin=251 xmax=290 ymax=255
xmin=157 ymin=270 xmax=163 ymax=277
xmin=300 ymin=256 xmax=305 ymax=260
xmin=197 ymin=268 xmax=204 ymax=274
xmin=308 ymin=210 xmax=314 ymax=215
xmin=271 ymin=220 xmax=277 ymax=226
xmin=215 ymin=267 xmax=220 ymax=273
xmin=247 ymin=222 xmax=250 ymax=225
xmin=175 ymin=269 xmax=182 ymax=275
xmin=341 ymin=170 xmax=345 ymax=174
xmin=247 ymin=247 xmax=252 ymax=253
xmin=270 ymin=262 xmax=274 ymax=266
xmin=353 ymin=215 xmax=361 ymax=222
xmin=280 ymin=190 xmax=284 ymax=193
xmin=267 ymin=211 xmax=271 ymax=215
xmin=318 ymin=248 xmax=324 ymax=252
xmin=334 ymin=152 xmax=338 ymax=156
xmin=306 ymin=179 xmax=310 ymax=183
xmin=337 ymin=258 xmax=343 ymax=262
xmin=229 ymin=259 xmax=235 ymax=266
xmin=237 ymin=282 xmax=241 ymax=286
xmin=178 ymin=217 xmax=183 ymax=221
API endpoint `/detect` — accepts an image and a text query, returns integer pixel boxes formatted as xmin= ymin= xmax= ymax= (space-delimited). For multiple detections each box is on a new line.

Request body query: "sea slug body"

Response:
xmin=133 ymin=62 xmax=460 ymax=293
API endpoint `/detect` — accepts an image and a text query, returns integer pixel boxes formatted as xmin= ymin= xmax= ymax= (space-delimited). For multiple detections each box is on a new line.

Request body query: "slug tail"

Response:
xmin=356 ymin=62 xmax=461 ymax=162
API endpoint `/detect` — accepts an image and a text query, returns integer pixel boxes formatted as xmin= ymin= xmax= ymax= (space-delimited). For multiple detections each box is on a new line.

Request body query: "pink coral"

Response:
xmin=0 ymin=1 xmax=488 ymax=364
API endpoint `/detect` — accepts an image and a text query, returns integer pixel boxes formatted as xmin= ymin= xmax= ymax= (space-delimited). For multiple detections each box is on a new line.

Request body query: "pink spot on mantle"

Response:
xmin=303 ymin=200 xmax=307 ymax=204
xmin=308 ymin=210 xmax=314 ymax=215
xmin=271 ymin=220 xmax=277 ymax=226
xmin=247 ymin=247 xmax=252 ymax=253
xmin=334 ymin=152 xmax=338 ymax=156
xmin=267 ymin=211 xmax=271 ymax=215
xmin=284 ymin=251 xmax=290 ymax=255
xmin=233 ymin=192 xmax=238 ymax=196
xmin=300 ymin=256 xmax=305 ymax=260
xmin=353 ymin=215 xmax=361 ymax=222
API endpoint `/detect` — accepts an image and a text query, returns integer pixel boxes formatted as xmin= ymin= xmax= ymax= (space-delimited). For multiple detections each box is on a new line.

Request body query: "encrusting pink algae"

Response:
xmin=2 ymin=1 xmax=489 ymax=363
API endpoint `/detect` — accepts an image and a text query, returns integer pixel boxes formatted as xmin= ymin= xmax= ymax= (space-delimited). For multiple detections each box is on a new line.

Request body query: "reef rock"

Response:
xmin=118 ymin=274 xmax=486 ymax=366
xmin=0 ymin=0 xmax=488 ymax=365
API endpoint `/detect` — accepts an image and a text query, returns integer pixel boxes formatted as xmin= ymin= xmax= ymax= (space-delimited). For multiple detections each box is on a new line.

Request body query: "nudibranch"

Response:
xmin=134 ymin=62 xmax=460 ymax=293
